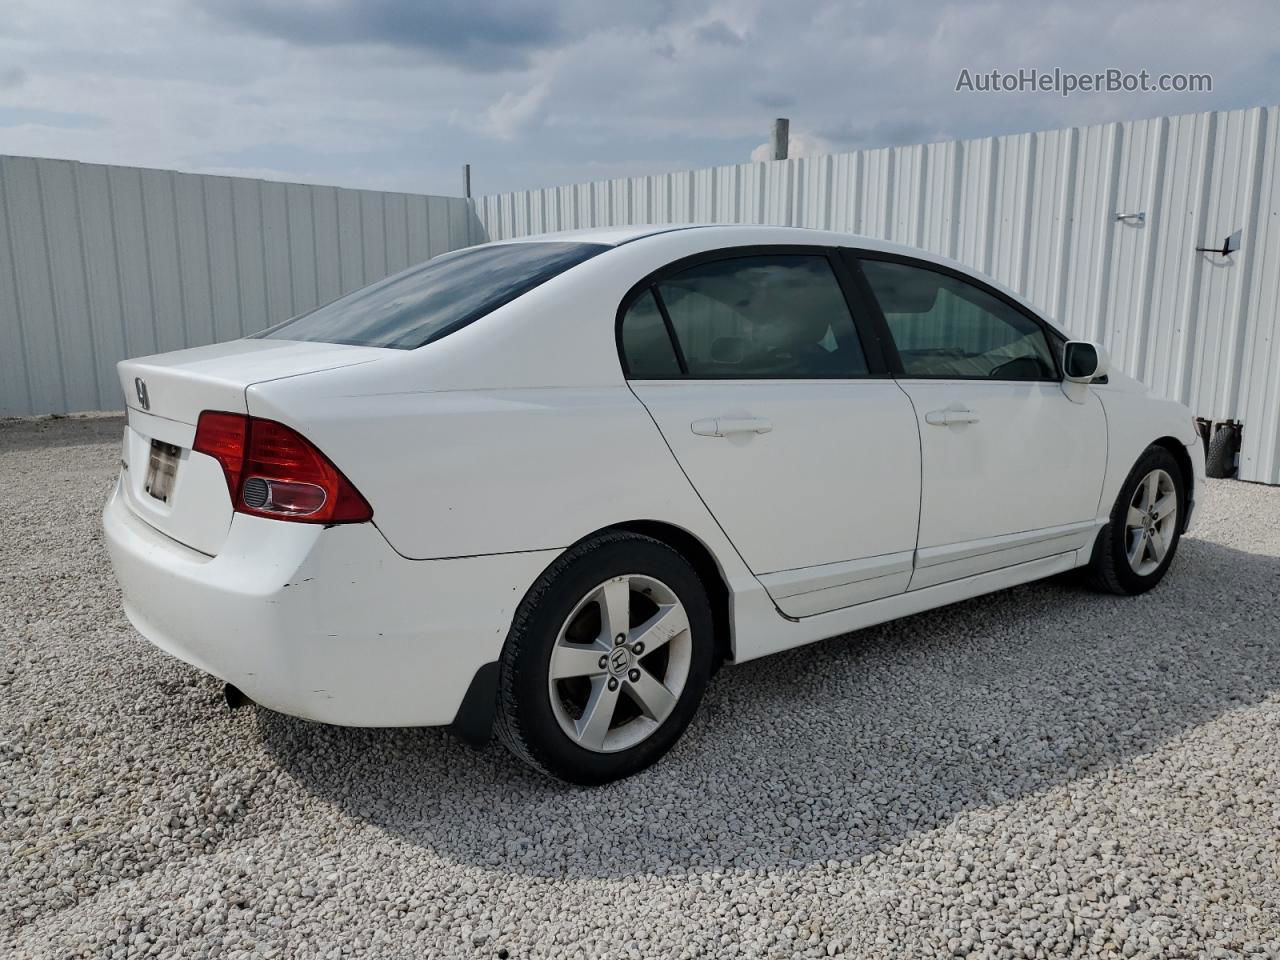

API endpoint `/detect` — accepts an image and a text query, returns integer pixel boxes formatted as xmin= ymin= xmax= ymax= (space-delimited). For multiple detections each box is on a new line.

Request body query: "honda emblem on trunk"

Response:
xmin=134 ymin=377 xmax=150 ymax=411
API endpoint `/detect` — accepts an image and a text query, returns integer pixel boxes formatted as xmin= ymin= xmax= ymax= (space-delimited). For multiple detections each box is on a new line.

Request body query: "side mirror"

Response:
xmin=1063 ymin=341 xmax=1109 ymax=383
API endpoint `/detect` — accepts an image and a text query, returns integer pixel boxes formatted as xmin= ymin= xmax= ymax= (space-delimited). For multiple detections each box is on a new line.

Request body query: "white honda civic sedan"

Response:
xmin=104 ymin=224 xmax=1204 ymax=784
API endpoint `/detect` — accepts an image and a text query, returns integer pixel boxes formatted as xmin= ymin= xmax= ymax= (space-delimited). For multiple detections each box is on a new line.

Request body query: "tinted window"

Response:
xmin=258 ymin=241 xmax=608 ymax=350
xmin=653 ymin=255 xmax=868 ymax=378
xmin=620 ymin=289 xmax=682 ymax=377
xmin=860 ymin=259 xmax=1056 ymax=380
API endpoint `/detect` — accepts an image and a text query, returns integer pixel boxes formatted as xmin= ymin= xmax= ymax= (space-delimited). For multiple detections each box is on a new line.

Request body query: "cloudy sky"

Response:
xmin=1 ymin=0 xmax=1277 ymax=197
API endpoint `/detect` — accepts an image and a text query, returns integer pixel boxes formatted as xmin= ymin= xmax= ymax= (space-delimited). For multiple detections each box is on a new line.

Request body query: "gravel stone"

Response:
xmin=2 ymin=414 xmax=1279 ymax=958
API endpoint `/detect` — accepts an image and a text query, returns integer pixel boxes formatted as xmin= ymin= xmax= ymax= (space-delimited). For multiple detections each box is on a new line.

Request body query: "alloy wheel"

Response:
xmin=547 ymin=574 xmax=692 ymax=753
xmin=1124 ymin=468 xmax=1178 ymax=576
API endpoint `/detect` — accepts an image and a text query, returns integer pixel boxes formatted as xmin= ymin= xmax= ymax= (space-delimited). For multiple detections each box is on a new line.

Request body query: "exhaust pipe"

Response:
xmin=223 ymin=683 xmax=250 ymax=710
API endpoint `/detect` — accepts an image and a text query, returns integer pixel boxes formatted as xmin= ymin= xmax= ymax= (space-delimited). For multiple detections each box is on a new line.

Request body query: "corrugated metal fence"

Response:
xmin=0 ymin=155 xmax=477 ymax=417
xmin=475 ymin=106 xmax=1280 ymax=485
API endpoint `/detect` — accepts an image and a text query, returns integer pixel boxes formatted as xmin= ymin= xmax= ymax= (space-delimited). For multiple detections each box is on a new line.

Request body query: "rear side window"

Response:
xmin=258 ymin=241 xmax=608 ymax=350
xmin=860 ymin=259 xmax=1056 ymax=380
xmin=620 ymin=254 xmax=868 ymax=379
xmin=620 ymin=290 xmax=682 ymax=377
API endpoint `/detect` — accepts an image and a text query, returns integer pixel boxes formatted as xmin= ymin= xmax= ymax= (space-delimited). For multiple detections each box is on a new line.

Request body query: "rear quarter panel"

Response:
xmin=247 ymin=378 xmax=754 ymax=585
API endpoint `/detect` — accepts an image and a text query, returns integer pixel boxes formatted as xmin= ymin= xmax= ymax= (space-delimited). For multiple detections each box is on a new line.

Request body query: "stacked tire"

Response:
xmin=1205 ymin=426 xmax=1237 ymax=479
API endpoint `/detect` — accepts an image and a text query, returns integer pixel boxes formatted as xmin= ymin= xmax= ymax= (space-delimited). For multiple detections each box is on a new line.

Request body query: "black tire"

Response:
xmin=495 ymin=531 xmax=714 ymax=785
xmin=1205 ymin=426 xmax=1237 ymax=479
xmin=1087 ymin=445 xmax=1187 ymax=595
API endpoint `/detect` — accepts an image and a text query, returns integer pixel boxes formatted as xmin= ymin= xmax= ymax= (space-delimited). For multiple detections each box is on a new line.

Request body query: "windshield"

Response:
xmin=256 ymin=241 xmax=609 ymax=349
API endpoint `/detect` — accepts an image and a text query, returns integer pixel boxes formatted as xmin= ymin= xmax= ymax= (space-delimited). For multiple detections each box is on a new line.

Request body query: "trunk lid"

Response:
xmin=115 ymin=339 xmax=386 ymax=555
xmin=118 ymin=339 xmax=387 ymax=426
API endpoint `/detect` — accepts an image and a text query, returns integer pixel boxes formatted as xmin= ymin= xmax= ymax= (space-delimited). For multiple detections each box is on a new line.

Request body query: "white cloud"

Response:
xmin=480 ymin=81 xmax=550 ymax=140
xmin=749 ymin=130 xmax=836 ymax=162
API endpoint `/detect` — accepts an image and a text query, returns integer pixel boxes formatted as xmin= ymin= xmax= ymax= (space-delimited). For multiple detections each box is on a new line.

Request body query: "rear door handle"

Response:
xmin=924 ymin=406 xmax=980 ymax=426
xmin=691 ymin=417 xmax=774 ymax=437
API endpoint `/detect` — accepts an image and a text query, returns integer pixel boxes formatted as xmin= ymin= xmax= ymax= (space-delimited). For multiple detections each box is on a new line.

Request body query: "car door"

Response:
xmin=853 ymin=252 xmax=1107 ymax=590
xmin=620 ymin=247 xmax=921 ymax=617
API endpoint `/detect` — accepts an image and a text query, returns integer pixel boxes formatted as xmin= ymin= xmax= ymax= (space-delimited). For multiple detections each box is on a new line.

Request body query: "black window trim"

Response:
xmin=615 ymin=244 xmax=892 ymax=381
xmin=844 ymin=248 xmax=1067 ymax=383
xmin=650 ymin=286 xmax=690 ymax=375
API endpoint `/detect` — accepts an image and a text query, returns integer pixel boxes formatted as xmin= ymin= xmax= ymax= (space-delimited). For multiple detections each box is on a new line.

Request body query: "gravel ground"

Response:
xmin=2 ymin=414 xmax=1279 ymax=960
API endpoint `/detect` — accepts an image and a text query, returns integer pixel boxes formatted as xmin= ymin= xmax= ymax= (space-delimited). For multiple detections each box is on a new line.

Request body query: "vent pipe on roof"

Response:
xmin=771 ymin=118 xmax=790 ymax=161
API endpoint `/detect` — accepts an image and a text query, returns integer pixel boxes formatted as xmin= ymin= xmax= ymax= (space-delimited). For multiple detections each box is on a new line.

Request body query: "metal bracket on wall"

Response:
xmin=1196 ymin=229 xmax=1242 ymax=258
xmin=1114 ymin=211 xmax=1146 ymax=224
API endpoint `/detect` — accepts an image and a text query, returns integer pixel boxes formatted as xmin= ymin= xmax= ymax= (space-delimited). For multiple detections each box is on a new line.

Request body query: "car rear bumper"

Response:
xmin=103 ymin=476 xmax=556 ymax=727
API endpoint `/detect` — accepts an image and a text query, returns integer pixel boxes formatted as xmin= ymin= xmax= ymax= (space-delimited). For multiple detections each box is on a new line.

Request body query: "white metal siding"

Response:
xmin=476 ymin=106 xmax=1280 ymax=484
xmin=0 ymin=156 xmax=477 ymax=417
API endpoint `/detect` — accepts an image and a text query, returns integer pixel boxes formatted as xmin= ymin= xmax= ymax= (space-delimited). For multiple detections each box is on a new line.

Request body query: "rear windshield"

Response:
xmin=256 ymin=241 xmax=609 ymax=349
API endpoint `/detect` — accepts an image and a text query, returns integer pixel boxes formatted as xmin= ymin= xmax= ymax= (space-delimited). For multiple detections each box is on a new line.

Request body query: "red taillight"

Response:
xmin=193 ymin=412 xmax=247 ymax=502
xmin=193 ymin=412 xmax=372 ymax=524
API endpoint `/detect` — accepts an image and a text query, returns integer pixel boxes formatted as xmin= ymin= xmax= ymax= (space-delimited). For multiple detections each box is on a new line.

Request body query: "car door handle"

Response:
xmin=924 ymin=407 xmax=981 ymax=426
xmin=691 ymin=417 xmax=774 ymax=437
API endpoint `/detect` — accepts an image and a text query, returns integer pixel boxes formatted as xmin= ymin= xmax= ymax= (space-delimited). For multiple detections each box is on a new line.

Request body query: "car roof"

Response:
xmin=503 ymin=223 xmax=885 ymax=248
xmin=499 ymin=223 xmax=968 ymax=268
xmin=501 ymin=225 xmax=685 ymax=246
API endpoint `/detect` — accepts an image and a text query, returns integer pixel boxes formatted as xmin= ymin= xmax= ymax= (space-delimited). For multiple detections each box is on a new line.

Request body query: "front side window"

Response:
xmin=859 ymin=259 xmax=1056 ymax=380
xmin=627 ymin=254 xmax=868 ymax=378
xmin=258 ymin=241 xmax=608 ymax=350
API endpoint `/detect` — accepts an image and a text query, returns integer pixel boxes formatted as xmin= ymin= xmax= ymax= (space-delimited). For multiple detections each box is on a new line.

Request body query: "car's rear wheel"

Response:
xmin=495 ymin=532 xmax=714 ymax=784
xmin=1087 ymin=445 xmax=1186 ymax=595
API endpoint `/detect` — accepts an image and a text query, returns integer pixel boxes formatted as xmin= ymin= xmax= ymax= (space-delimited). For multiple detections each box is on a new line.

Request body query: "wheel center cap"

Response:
xmin=608 ymin=646 xmax=631 ymax=677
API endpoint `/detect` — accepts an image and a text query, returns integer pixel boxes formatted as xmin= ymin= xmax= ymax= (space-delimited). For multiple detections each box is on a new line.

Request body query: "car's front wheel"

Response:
xmin=495 ymin=532 xmax=714 ymax=784
xmin=1087 ymin=445 xmax=1187 ymax=595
